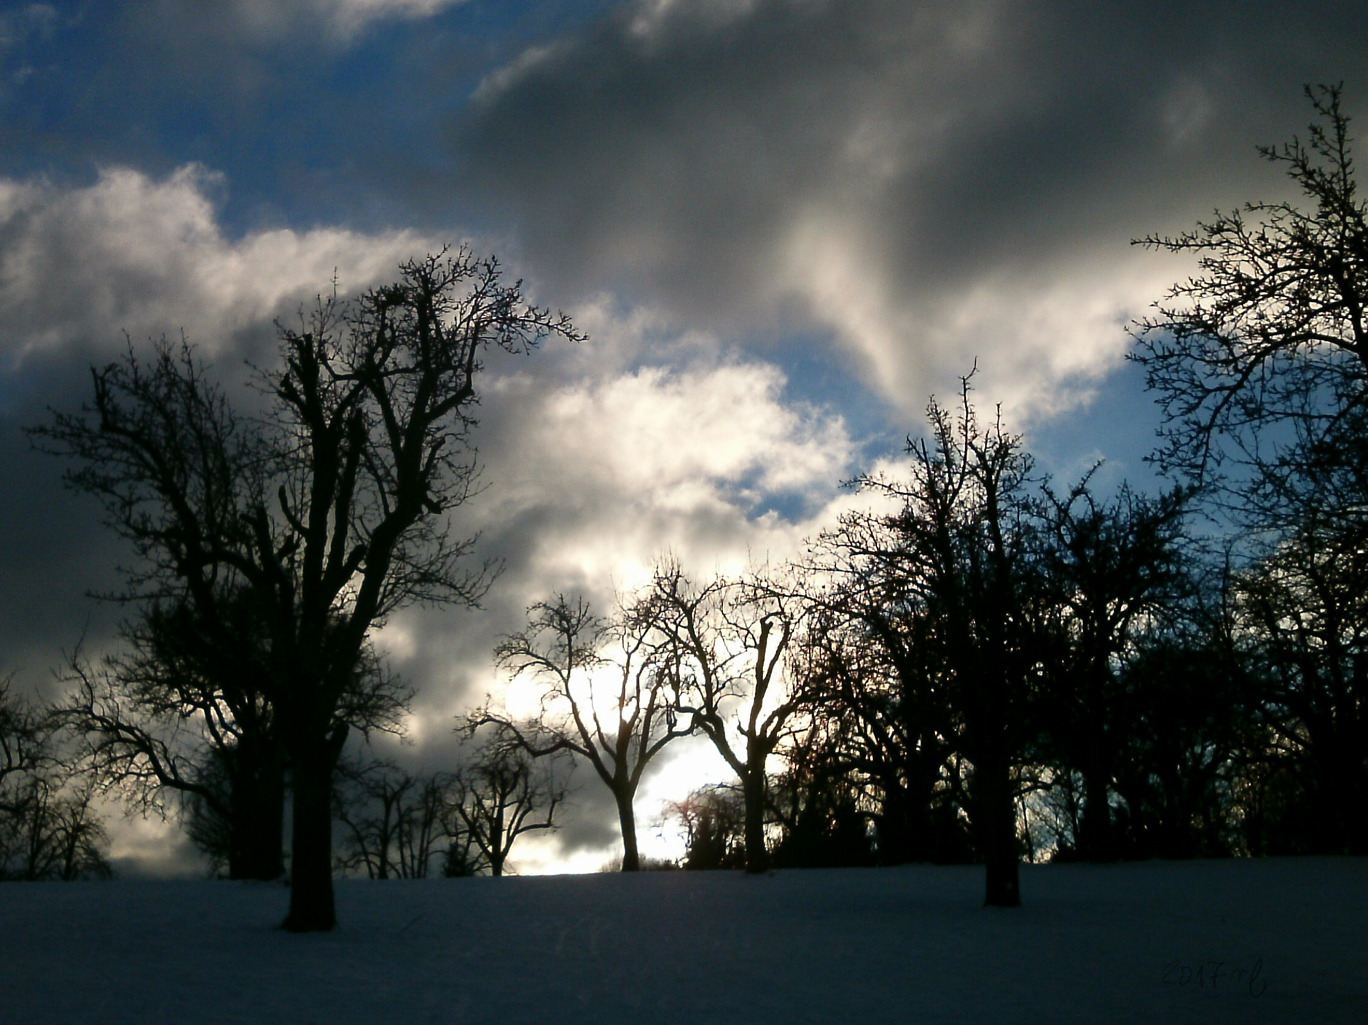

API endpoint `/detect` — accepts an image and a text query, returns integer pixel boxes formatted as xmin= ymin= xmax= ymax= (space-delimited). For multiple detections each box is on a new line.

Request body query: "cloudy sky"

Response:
xmin=3 ymin=0 xmax=1366 ymax=872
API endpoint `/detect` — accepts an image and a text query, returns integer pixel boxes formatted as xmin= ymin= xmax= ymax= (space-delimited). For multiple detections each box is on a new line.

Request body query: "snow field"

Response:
xmin=0 ymin=857 xmax=1362 ymax=1024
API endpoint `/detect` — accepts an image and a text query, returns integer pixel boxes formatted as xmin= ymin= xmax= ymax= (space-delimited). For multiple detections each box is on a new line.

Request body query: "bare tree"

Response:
xmin=1231 ymin=511 xmax=1368 ymax=855
xmin=1132 ymin=84 xmax=1368 ymax=520
xmin=798 ymin=526 xmax=962 ymax=866
xmin=333 ymin=758 xmax=453 ymax=879
xmin=58 ymin=606 xmax=289 ymax=881
xmin=58 ymin=605 xmax=407 ymax=882
xmin=646 ymin=562 xmax=803 ymax=873
xmin=33 ymin=248 xmax=581 ymax=929
xmin=1033 ymin=479 xmax=1192 ymax=861
xmin=480 ymin=593 xmax=692 ymax=872
xmin=767 ymin=711 xmax=878 ymax=869
xmin=665 ymin=784 xmax=746 ymax=870
xmin=834 ymin=379 xmax=1046 ymax=906
xmin=0 ymin=681 xmax=112 ymax=882
xmin=1 ymin=774 xmax=112 ymax=882
xmin=0 ymin=677 xmax=42 ymax=818
xmin=1130 ymin=83 xmax=1368 ymax=861
xmin=449 ymin=727 xmax=567 ymax=876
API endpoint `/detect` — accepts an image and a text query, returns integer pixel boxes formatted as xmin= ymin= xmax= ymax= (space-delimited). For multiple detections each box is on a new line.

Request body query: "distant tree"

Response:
xmin=1 ymin=774 xmax=112 ymax=882
xmin=768 ymin=715 xmax=877 ymax=869
xmin=59 ymin=601 xmax=289 ymax=882
xmin=666 ymin=784 xmax=746 ymax=870
xmin=480 ymin=593 xmax=693 ymax=872
xmin=796 ymin=536 xmax=961 ymax=866
xmin=60 ymin=604 xmax=407 ymax=882
xmin=647 ymin=562 xmax=804 ymax=873
xmin=841 ymin=379 xmax=1046 ymax=906
xmin=1033 ymin=478 xmax=1191 ymax=861
xmin=449 ymin=727 xmax=568 ymax=877
xmin=34 ymin=248 xmax=581 ymax=929
xmin=1108 ymin=613 xmax=1250 ymax=860
xmin=333 ymin=758 xmax=453 ymax=879
xmin=1230 ymin=507 xmax=1368 ymax=855
xmin=0 ymin=677 xmax=42 ymax=817
xmin=0 ymin=681 xmax=112 ymax=882
xmin=441 ymin=829 xmax=488 ymax=877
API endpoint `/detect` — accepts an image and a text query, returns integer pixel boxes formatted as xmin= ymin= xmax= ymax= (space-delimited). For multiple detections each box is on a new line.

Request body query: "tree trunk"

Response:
xmin=877 ymin=764 xmax=938 ymax=864
xmin=490 ymin=803 xmax=506 ymax=877
xmin=616 ymin=792 xmax=640 ymax=872
xmin=282 ymin=749 xmax=337 ymax=932
xmin=1324 ymin=726 xmax=1368 ymax=856
xmin=741 ymin=768 xmax=769 ymax=874
xmin=228 ymin=757 xmax=286 ymax=881
xmin=1348 ymin=758 xmax=1368 ymax=857
xmin=975 ymin=756 xmax=1021 ymax=908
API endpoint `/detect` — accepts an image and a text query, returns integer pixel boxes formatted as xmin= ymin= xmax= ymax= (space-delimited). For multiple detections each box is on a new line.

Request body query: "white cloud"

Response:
xmin=471 ymin=41 xmax=574 ymax=105
xmin=536 ymin=362 xmax=848 ymax=497
xmin=474 ymin=349 xmax=855 ymax=608
xmin=781 ymin=213 xmax=1183 ymax=422
xmin=0 ymin=164 xmax=430 ymax=367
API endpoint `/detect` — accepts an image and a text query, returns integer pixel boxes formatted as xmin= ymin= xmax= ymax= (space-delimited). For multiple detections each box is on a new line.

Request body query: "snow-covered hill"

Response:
xmin=1 ymin=858 xmax=1362 ymax=1024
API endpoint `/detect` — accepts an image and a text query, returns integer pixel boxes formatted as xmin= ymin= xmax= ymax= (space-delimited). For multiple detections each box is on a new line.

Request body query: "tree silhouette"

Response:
xmin=1033 ymin=479 xmax=1191 ymax=861
xmin=0 ymin=677 xmax=42 ymax=818
xmin=647 ymin=562 xmax=803 ymax=873
xmin=1231 ymin=508 xmax=1368 ymax=854
xmin=666 ymin=785 xmax=746 ymax=870
xmin=1132 ymin=84 xmax=1368 ymax=860
xmin=449 ymin=728 xmax=567 ymax=876
xmin=34 ymin=249 xmax=581 ymax=929
xmin=837 ymin=378 xmax=1046 ymax=905
xmin=1132 ymin=84 xmax=1368 ymax=520
xmin=800 ymin=522 xmax=962 ymax=866
xmin=59 ymin=597 xmax=286 ymax=880
xmin=0 ymin=681 xmax=112 ymax=881
xmin=480 ymin=594 xmax=692 ymax=872
xmin=767 ymin=713 xmax=877 ymax=869
xmin=333 ymin=758 xmax=454 ymax=879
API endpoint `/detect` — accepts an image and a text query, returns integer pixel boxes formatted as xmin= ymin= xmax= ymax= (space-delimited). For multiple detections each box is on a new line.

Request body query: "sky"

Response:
xmin=3 ymin=0 xmax=1368 ymax=874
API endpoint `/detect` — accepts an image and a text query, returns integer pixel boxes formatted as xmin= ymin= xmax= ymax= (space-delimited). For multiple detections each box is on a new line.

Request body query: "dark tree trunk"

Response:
xmin=488 ymin=803 xmax=507 ymax=877
xmin=742 ymin=768 xmax=769 ymax=874
xmin=1318 ymin=727 xmax=1368 ymax=856
xmin=876 ymin=759 xmax=941 ymax=864
xmin=228 ymin=755 xmax=286 ymax=881
xmin=282 ymin=746 xmax=337 ymax=932
xmin=1348 ymin=761 xmax=1368 ymax=857
xmin=616 ymin=793 xmax=640 ymax=872
xmin=975 ymin=755 xmax=1021 ymax=908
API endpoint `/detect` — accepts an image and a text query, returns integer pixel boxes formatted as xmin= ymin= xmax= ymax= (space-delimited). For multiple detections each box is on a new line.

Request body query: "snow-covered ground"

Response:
xmin=1 ymin=858 xmax=1362 ymax=1024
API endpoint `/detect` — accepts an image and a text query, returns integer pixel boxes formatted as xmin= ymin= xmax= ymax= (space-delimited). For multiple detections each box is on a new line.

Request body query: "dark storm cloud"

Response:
xmin=452 ymin=0 xmax=1368 ymax=413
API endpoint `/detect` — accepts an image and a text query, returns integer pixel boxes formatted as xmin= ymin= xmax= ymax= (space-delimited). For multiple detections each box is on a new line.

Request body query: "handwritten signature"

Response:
xmin=1161 ymin=958 xmax=1267 ymax=997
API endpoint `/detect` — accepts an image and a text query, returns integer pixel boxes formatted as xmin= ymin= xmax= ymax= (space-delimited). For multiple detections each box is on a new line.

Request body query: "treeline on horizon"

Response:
xmin=1 ymin=86 xmax=1365 ymax=923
